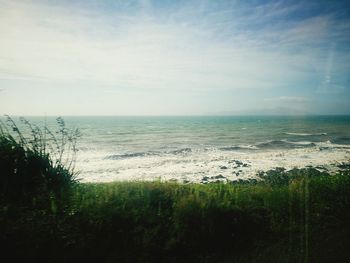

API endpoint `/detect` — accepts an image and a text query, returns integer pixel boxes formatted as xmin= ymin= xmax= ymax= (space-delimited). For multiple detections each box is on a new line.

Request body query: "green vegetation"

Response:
xmin=0 ymin=118 xmax=349 ymax=263
xmin=0 ymin=116 xmax=79 ymax=203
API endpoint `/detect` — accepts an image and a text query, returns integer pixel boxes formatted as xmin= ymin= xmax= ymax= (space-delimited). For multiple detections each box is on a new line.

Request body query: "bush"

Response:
xmin=0 ymin=116 xmax=80 ymax=202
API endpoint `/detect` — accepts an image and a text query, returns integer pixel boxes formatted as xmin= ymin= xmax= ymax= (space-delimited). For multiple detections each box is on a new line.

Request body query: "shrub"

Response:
xmin=0 ymin=116 xmax=80 ymax=202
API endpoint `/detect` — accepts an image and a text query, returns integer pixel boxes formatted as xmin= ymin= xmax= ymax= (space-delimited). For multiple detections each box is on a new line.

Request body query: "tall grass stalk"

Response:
xmin=0 ymin=115 xmax=80 ymax=201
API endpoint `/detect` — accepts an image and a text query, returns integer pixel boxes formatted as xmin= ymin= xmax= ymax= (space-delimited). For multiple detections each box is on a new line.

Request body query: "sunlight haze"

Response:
xmin=0 ymin=0 xmax=349 ymax=115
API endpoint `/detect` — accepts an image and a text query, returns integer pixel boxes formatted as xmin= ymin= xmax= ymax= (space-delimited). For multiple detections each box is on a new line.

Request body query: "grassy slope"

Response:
xmin=1 ymin=171 xmax=350 ymax=263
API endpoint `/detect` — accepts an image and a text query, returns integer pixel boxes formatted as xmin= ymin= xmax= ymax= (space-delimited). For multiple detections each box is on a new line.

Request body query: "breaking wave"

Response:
xmin=256 ymin=140 xmax=316 ymax=149
xmin=105 ymin=151 xmax=160 ymax=160
xmin=220 ymin=145 xmax=259 ymax=151
xmin=105 ymin=147 xmax=193 ymax=160
xmin=284 ymin=132 xmax=327 ymax=136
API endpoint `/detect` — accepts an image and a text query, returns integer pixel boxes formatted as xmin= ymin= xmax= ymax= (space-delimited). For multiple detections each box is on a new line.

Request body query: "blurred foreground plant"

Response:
xmin=0 ymin=115 xmax=80 ymax=202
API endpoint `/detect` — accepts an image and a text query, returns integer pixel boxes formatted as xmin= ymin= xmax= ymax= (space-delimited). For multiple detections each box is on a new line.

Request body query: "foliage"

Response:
xmin=0 ymin=116 xmax=80 ymax=201
xmin=1 ymin=171 xmax=350 ymax=262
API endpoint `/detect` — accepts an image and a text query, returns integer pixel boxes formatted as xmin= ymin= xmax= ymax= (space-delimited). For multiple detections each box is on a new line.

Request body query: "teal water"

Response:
xmin=4 ymin=116 xmax=350 ymax=182
xmin=50 ymin=115 xmax=350 ymax=148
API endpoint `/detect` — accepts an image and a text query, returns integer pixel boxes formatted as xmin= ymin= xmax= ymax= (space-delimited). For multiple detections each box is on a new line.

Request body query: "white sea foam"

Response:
xmin=284 ymin=132 xmax=327 ymax=136
xmin=74 ymin=143 xmax=350 ymax=183
xmin=284 ymin=140 xmax=315 ymax=145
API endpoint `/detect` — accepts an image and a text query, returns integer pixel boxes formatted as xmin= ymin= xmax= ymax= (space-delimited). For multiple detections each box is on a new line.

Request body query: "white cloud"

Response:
xmin=265 ymin=96 xmax=311 ymax=103
xmin=0 ymin=0 xmax=349 ymax=115
xmin=0 ymin=0 xmax=341 ymax=89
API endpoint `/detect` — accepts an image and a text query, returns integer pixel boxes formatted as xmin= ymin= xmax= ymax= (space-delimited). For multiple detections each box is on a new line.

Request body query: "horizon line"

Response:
xmin=2 ymin=114 xmax=350 ymax=118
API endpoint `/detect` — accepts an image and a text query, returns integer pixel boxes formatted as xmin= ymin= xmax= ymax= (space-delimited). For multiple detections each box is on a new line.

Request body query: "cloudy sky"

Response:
xmin=0 ymin=0 xmax=350 ymax=115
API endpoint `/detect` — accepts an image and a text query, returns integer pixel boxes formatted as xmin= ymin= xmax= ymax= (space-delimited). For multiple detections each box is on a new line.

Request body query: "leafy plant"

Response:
xmin=0 ymin=115 xmax=80 ymax=201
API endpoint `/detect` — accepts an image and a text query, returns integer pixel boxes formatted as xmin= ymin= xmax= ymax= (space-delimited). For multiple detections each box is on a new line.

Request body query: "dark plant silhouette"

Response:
xmin=0 ymin=116 xmax=80 ymax=202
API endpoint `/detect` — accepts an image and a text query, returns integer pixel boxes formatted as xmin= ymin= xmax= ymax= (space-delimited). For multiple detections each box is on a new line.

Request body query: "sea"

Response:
xmin=7 ymin=116 xmax=350 ymax=183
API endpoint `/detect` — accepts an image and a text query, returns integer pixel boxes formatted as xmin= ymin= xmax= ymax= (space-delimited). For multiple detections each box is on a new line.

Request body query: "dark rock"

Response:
xmin=337 ymin=163 xmax=350 ymax=169
xmin=229 ymin=160 xmax=243 ymax=166
xmin=212 ymin=174 xmax=226 ymax=179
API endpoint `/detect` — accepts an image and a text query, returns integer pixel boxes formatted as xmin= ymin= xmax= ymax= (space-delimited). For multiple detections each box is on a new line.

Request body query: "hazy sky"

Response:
xmin=0 ymin=0 xmax=350 ymax=115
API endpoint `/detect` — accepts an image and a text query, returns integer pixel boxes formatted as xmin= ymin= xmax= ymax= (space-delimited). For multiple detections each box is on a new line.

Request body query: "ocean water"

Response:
xmin=9 ymin=116 xmax=350 ymax=183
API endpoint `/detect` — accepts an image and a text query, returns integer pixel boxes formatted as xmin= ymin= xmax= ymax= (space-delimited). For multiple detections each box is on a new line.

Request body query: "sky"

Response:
xmin=0 ymin=0 xmax=350 ymax=116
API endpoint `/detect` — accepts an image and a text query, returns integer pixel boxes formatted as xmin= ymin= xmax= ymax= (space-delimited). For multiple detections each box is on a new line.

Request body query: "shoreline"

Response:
xmin=75 ymin=145 xmax=350 ymax=183
xmin=77 ymin=163 xmax=350 ymax=186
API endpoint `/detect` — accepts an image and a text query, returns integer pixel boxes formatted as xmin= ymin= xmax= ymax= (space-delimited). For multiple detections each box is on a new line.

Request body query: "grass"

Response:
xmin=0 ymin=117 xmax=349 ymax=262
xmin=0 ymin=116 xmax=79 ymax=202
